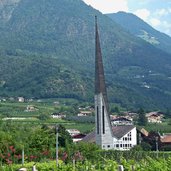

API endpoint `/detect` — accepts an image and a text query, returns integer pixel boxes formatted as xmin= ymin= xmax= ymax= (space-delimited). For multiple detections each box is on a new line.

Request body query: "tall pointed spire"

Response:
xmin=94 ymin=16 xmax=113 ymax=149
xmin=95 ymin=16 xmax=109 ymax=112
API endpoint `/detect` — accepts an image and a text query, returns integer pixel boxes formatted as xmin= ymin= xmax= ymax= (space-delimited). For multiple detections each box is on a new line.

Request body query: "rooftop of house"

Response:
xmin=146 ymin=111 xmax=164 ymax=117
xmin=160 ymin=134 xmax=171 ymax=143
xmin=72 ymin=133 xmax=86 ymax=139
xmin=138 ymin=128 xmax=149 ymax=137
xmin=111 ymin=117 xmax=132 ymax=122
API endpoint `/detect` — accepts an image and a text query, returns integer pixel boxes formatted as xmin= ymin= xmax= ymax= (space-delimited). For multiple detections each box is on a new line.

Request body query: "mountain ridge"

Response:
xmin=0 ymin=0 xmax=171 ymax=110
xmin=107 ymin=11 xmax=171 ymax=54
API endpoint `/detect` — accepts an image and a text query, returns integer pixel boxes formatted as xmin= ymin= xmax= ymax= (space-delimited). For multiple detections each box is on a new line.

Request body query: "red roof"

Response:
xmin=161 ymin=135 xmax=171 ymax=143
xmin=72 ymin=134 xmax=86 ymax=139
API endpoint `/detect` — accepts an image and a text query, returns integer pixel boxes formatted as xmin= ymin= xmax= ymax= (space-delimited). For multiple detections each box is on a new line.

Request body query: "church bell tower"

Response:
xmin=95 ymin=16 xmax=113 ymax=149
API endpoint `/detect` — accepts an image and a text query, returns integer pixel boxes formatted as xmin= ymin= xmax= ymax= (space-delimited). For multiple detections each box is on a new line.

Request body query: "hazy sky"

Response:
xmin=83 ymin=0 xmax=171 ymax=36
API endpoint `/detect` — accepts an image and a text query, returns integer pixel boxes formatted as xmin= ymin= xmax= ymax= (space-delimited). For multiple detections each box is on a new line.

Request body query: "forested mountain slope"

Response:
xmin=0 ymin=0 xmax=171 ymax=110
xmin=107 ymin=12 xmax=171 ymax=54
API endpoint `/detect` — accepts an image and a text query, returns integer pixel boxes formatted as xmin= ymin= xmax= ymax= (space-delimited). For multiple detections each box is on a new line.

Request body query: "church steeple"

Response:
xmin=94 ymin=16 xmax=113 ymax=149
xmin=95 ymin=16 xmax=109 ymax=113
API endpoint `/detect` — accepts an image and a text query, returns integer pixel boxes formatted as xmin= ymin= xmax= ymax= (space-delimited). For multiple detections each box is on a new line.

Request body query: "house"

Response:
xmin=72 ymin=133 xmax=86 ymax=143
xmin=146 ymin=112 xmax=163 ymax=123
xmin=160 ymin=133 xmax=171 ymax=150
xmin=140 ymin=131 xmax=171 ymax=151
xmin=67 ymin=129 xmax=80 ymax=136
xmin=18 ymin=97 xmax=24 ymax=102
xmin=53 ymin=101 xmax=60 ymax=105
xmin=25 ymin=105 xmax=38 ymax=112
xmin=51 ymin=113 xmax=66 ymax=119
xmin=77 ymin=111 xmax=92 ymax=116
xmin=137 ymin=128 xmax=149 ymax=144
xmin=111 ymin=117 xmax=133 ymax=126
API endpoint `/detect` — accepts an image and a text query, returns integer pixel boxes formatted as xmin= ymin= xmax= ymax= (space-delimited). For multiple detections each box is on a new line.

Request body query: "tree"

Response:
xmin=141 ymin=142 xmax=151 ymax=151
xmin=74 ymin=142 xmax=100 ymax=161
xmin=38 ymin=113 xmax=50 ymax=121
xmin=138 ymin=108 xmax=147 ymax=126
xmin=57 ymin=125 xmax=73 ymax=147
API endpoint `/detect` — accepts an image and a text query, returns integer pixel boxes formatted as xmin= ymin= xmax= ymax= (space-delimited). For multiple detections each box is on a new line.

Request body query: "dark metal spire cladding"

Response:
xmin=95 ymin=16 xmax=109 ymax=112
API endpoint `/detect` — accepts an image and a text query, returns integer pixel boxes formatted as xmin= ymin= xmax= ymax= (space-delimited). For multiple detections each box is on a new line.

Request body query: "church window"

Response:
xmin=102 ymin=106 xmax=105 ymax=134
xmin=97 ymin=106 xmax=99 ymax=134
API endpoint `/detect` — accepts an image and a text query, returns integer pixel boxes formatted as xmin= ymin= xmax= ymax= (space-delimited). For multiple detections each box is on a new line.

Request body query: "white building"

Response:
xmin=111 ymin=117 xmax=133 ymax=126
xmin=77 ymin=111 xmax=92 ymax=116
xmin=82 ymin=125 xmax=137 ymax=150
xmin=18 ymin=97 xmax=24 ymax=102
xmin=67 ymin=129 xmax=80 ymax=136
xmin=111 ymin=126 xmax=137 ymax=150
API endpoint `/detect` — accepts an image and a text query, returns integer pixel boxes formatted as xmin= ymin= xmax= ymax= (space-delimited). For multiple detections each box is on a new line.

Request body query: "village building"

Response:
xmin=137 ymin=128 xmax=149 ymax=144
xmin=77 ymin=111 xmax=92 ymax=116
xmin=111 ymin=116 xmax=133 ymax=126
xmin=18 ymin=97 xmax=24 ymax=102
xmin=25 ymin=105 xmax=38 ymax=112
xmin=160 ymin=133 xmax=171 ymax=150
xmin=67 ymin=129 xmax=80 ymax=136
xmin=72 ymin=133 xmax=86 ymax=143
xmin=51 ymin=113 xmax=66 ymax=119
xmin=146 ymin=112 xmax=163 ymax=123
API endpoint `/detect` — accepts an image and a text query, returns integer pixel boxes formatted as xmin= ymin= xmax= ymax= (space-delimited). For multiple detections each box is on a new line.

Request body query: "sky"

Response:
xmin=83 ymin=0 xmax=171 ymax=36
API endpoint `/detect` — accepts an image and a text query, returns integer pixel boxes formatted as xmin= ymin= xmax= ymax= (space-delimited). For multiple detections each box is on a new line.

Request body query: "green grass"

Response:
xmin=65 ymin=123 xmax=94 ymax=133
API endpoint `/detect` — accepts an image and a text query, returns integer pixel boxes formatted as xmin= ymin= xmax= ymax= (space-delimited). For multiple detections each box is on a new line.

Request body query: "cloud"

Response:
xmin=134 ymin=8 xmax=150 ymax=21
xmin=83 ymin=0 xmax=128 ymax=14
xmin=163 ymin=21 xmax=171 ymax=30
xmin=158 ymin=9 xmax=168 ymax=16
xmin=150 ymin=18 xmax=161 ymax=27
xmin=160 ymin=21 xmax=171 ymax=36
xmin=155 ymin=8 xmax=171 ymax=16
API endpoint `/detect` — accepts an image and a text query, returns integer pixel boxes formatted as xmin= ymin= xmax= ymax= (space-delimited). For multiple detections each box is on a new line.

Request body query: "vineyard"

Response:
xmin=1 ymin=156 xmax=171 ymax=171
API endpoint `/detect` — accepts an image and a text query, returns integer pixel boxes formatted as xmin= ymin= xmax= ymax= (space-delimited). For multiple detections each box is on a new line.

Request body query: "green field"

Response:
xmin=0 ymin=99 xmax=94 ymax=133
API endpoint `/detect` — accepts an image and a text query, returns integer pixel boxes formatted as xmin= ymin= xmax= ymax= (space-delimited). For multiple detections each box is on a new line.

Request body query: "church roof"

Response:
xmin=81 ymin=131 xmax=95 ymax=143
xmin=112 ymin=125 xmax=135 ymax=139
xmin=82 ymin=125 xmax=135 ymax=142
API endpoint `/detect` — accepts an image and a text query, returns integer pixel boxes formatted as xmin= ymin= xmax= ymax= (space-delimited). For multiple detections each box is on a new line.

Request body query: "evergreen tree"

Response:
xmin=57 ymin=125 xmax=73 ymax=147
xmin=138 ymin=108 xmax=147 ymax=126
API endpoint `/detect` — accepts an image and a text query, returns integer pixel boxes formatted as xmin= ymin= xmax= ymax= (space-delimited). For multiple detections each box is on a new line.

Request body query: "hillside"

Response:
xmin=107 ymin=12 xmax=171 ymax=54
xmin=0 ymin=0 xmax=171 ymax=110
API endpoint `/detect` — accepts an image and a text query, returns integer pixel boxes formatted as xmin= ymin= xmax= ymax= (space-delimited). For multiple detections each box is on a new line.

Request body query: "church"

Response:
xmin=83 ymin=17 xmax=137 ymax=150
